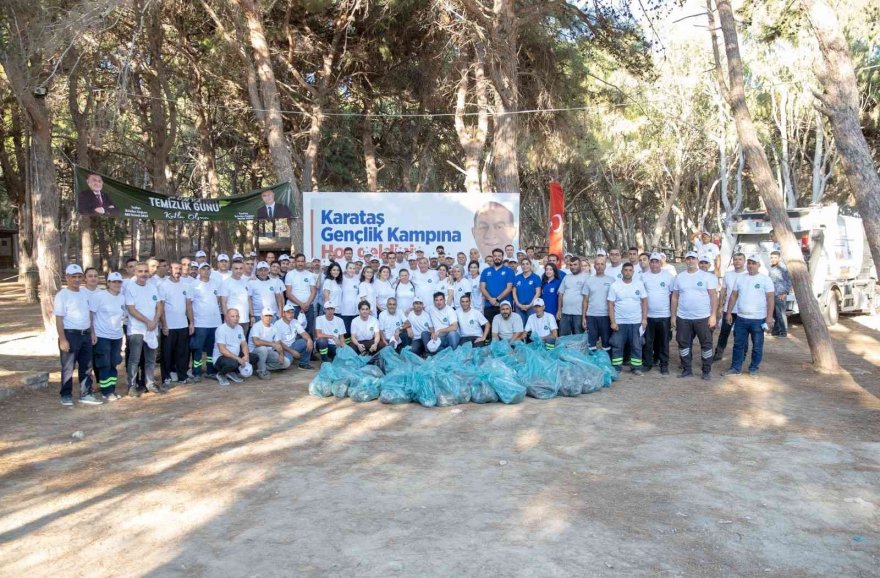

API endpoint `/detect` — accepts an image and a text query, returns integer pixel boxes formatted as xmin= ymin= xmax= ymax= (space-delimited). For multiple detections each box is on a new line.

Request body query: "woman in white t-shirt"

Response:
xmin=436 ymin=264 xmax=454 ymax=305
xmin=349 ymin=300 xmax=382 ymax=355
xmin=451 ymin=265 xmax=471 ymax=309
xmin=467 ymin=260 xmax=484 ymax=310
xmin=357 ymin=266 xmax=377 ymax=312
xmin=394 ymin=269 xmax=417 ymax=315
xmin=322 ymin=262 xmax=343 ymax=308
xmin=374 ymin=265 xmax=396 ymax=314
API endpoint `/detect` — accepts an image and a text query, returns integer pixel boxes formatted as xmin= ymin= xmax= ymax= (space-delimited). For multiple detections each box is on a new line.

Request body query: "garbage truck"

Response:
xmin=720 ymin=203 xmax=876 ymax=325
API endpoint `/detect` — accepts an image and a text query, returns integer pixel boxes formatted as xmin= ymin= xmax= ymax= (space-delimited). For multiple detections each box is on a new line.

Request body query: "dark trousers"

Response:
xmin=350 ymin=338 xmax=383 ymax=354
xmin=559 ymin=313 xmax=583 ymax=336
xmin=292 ymin=304 xmax=316 ymax=337
xmin=410 ymin=333 xmax=427 ymax=356
xmin=731 ymin=317 xmax=765 ymax=372
xmin=716 ymin=312 xmax=738 ymax=353
xmin=94 ymin=337 xmax=123 ymax=394
xmin=215 ymin=353 xmax=258 ymax=376
xmin=610 ymin=324 xmax=643 ymax=371
xmin=643 ymin=316 xmax=670 ymax=371
xmin=316 ymin=338 xmax=339 ymax=361
xmin=772 ymin=296 xmax=788 ymax=335
xmin=161 ymin=328 xmax=191 ymax=382
xmin=59 ymin=330 xmax=93 ymax=398
xmin=676 ymin=317 xmax=713 ymax=375
xmin=483 ymin=305 xmax=501 ymax=326
xmin=586 ymin=315 xmax=612 ymax=351
xmin=340 ymin=315 xmax=356 ymax=343
xmin=190 ymin=327 xmax=216 ymax=376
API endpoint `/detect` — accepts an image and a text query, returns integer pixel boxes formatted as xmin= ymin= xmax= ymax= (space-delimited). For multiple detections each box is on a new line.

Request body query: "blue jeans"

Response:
xmin=731 ymin=317 xmax=765 ymax=372
xmin=420 ymin=330 xmax=460 ymax=353
xmin=59 ymin=329 xmax=94 ymax=398
xmin=282 ymin=338 xmax=312 ymax=367
xmin=772 ymin=296 xmax=787 ymax=335
xmin=94 ymin=337 xmax=123 ymax=394
xmin=292 ymin=304 xmax=316 ymax=337
xmin=190 ymin=327 xmax=217 ymax=376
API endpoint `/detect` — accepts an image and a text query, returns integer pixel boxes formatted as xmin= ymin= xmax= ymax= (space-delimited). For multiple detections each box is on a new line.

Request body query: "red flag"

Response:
xmin=548 ymin=180 xmax=564 ymax=258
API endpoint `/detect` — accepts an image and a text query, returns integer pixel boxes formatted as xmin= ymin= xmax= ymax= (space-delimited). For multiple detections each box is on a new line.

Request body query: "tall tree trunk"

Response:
xmin=652 ymin=155 xmax=683 ymax=247
xmin=0 ymin=111 xmax=35 ymax=296
xmin=69 ymin=61 xmax=95 ymax=268
xmin=800 ymin=0 xmax=880 ymax=278
xmin=710 ymin=0 xmax=838 ymax=371
xmin=362 ymin=104 xmax=379 ymax=192
xmin=453 ymin=45 xmax=490 ymax=194
xmin=490 ymin=0 xmax=520 ymax=193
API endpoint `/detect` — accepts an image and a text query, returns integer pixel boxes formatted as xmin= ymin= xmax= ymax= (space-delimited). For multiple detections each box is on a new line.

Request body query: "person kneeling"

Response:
xmin=246 ymin=308 xmax=290 ymax=379
xmin=456 ymin=294 xmax=489 ymax=347
xmin=378 ymin=297 xmax=410 ymax=351
xmin=314 ymin=301 xmax=345 ymax=362
xmin=350 ymin=300 xmax=383 ymax=355
xmin=525 ymin=299 xmax=558 ymax=349
xmin=212 ymin=308 xmax=257 ymax=386
xmin=423 ymin=292 xmax=460 ymax=354
xmin=273 ymin=303 xmax=315 ymax=370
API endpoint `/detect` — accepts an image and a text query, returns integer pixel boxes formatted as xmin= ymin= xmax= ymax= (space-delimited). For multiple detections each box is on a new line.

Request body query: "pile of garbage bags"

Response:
xmin=308 ymin=333 xmax=617 ymax=407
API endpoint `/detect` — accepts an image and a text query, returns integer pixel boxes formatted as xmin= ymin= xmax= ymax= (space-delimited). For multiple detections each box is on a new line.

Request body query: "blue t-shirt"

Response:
xmin=513 ymin=272 xmax=541 ymax=307
xmin=480 ymin=265 xmax=515 ymax=305
xmin=541 ymin=277 xmax=562 ymax=315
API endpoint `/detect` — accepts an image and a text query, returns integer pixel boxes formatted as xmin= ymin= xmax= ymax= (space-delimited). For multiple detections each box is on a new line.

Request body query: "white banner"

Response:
xmin=303 ymin=192 xmax=520 ymax=261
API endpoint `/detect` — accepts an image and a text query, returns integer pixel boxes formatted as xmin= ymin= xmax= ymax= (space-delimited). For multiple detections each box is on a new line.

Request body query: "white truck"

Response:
xmin=721 ymin=203 xmax=876 ymax=325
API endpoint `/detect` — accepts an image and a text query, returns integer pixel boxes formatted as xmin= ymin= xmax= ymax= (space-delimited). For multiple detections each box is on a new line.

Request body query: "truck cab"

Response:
xmin=721 ymin=204 xmax=876 ymax=325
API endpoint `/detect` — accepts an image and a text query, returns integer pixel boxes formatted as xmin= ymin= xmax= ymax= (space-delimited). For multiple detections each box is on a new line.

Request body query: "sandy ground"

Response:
xmin=0 ymin=281 xmax=878 ymax=577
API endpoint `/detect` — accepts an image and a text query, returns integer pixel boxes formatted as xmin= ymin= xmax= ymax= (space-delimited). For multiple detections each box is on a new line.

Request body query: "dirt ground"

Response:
xmin=0 ymin=281 xmax=878 ymax=577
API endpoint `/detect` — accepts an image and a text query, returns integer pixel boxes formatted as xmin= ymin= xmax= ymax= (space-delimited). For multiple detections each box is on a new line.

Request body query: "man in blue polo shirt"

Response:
xmin=479 ymin=247 xmax=515 ymax=325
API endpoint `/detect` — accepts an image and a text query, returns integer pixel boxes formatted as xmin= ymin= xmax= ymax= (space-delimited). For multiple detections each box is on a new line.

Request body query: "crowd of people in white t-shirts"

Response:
xmin=51 ymin=232 xmax=790 ymax=406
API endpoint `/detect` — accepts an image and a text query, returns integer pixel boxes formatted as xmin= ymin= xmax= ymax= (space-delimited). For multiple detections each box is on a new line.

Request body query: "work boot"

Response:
xmin=678 ymin=369 xmax=693 ymax=378
xmin=713 ymin=348 xmax=724 ymax=362
xmin=128 ymin=386 xmax=141 ymax=398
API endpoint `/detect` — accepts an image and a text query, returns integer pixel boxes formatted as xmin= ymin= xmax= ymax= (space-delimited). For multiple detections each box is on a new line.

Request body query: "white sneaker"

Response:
xmin=170 ymin=372 xmax=178 ymax=382
xmin=227 ymin=372 xmax=244 ymax=384
xmin=216 ymin=374 xmax=231 ymax=386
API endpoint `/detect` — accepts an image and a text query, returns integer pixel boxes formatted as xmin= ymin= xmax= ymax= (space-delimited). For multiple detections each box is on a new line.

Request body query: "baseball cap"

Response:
xmin=534 ymin=298 xmax=545 ymax=307
xmin=412 ymin=297 xmax=424 ymax=303
xmin=232 ymin=252 xmax=244 ymax=261
xmin=500 ymin=301 xmax=512 ymax=310
xmin=747 ymin=254 xmax=761 ymax=263
xmin=321 ymin=258 xmax=332 ymax=267
xmin=596 ymin=249 xmax=607 ymax=256
xmin=65 ymin=264 xmax=83 ymax=275
xmin=107 ymin=272 xmax=123 ymax=282
xmin=685 ymin=251 xmax=698 ymax=259
xmin=426 ymin=338 xmax=441 ymax=353
xmin=699 ymin=254 xmax=711 ymax=263
xmin=323 ymin=301 xmax=336 ymax=309
xmin=516 ymin=248 xmax=526 ymax=254
xmin=195 ymin=250 xmax=207 ymax=258
xmin=260 ymin=307 xmax=275 ymax=316
xmin=256 ymin=261 xmax=269 ymax=270
xmin=649 ymin=252 xmax=662 ymax=261
xmin=282 ymin=303 xmax=296 ymax=312
xmin=199 ymin=262 xmax=212 ymax=269
xmin=279 ymin=254 xmax=290 ymax=261
xmin=238 ymin=362 xmax=253 ymax=378
xmin=217 ymin=253 xmax=230 ymax=262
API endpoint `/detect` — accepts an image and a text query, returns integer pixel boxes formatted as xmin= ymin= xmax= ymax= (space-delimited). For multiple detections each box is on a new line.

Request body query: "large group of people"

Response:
xmin=53 ymin=235 xmax=792 ymax=406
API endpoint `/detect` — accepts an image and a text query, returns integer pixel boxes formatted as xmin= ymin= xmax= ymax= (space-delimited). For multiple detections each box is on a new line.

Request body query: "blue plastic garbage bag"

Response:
xmin=400 ymin=347 xmax=425 ymax=366
xmin=349 ymin=376 xmax=381 ymax=402
xmin=411 ymin=370 xmax=438 ymax=407
xmin=481 ymin=359 xmax=526 ymax=404
xmin=335 ymin=346 xmax=369 ymax=369
xmin=516 ymin=345 xmax=558 ymax=399
xmin=433 ymin=372 xmax=461 ymax=407
xmin=556 ymin=333 xmax=590 ymax=352
xmin=308 ymin=363 xmax=336 ymax=397
xmin=587 ymin=348 xmax=617 ymax=385
xmin=469 ymin=379 xmax=499 ymax=404
xmin=554 ymin=363 xmax=583 ymax=397
xmin=489 ymin=339 xmax=513 ymax=360
xmin=378 ymin=371 xmax=413 ymax=404
xmin=360 ymin=365 xmax=385 ymax=378
xmin=379 ymin=346 xmax=408 ymax=374
xmin=556 ymin=351 xmax=606 ymax=393
xmin=331 ymin=379 xmax=349 ymax=398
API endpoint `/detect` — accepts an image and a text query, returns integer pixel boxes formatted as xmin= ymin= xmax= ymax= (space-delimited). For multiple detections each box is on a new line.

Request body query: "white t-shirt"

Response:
xmin=219 ymin=276 xmax=250 ymax=319
xmin=158 ymin=279 xmax=191 ymax=330
xmin=696 ymin=241 xmax=721 ymax=272
xmin=322 ymin=278 xmax=342 ymax=306
xmin=466 ymin=275 xmax=484 ymax=310
xmin=248 ymin=320 xmax=279 ymax=349
xmin=285 ymin=269 xmax=317 ymax=303
xmin=582 ymin=275 xmax=614 ymax=316
xmin=125 ymin=281 xmax=160 ymax=335
xmin=378 ymin=309 xmax=406 ymax=341
xmin=673 ymin=270 xmax=719 ymax=320
xmin=406 ymin=310 xmax=433 ymax=335
xmin=274 ymin=318 xmax=307 ymax=347
xmin=249 ymin=277 xmax=283 ymax=316
xmin=452 ymin=279 xmax=472 ymax=309
xmin=350 ymin=315 xmax=380 ymax=341
xmin=339 ymin=275 xmax=360 ymax=316
xmin=191 ymin=279 xmax=222 ymax=328
xmin=558 ymin=271 xmax=587 ymax=316
xmin=492 ymin=313 xmax=524 ymax=341
xmin=315 ymin=315 xmax=346 ymax=341
xmin=456 ymin=307 xmax=488 ymax=338
xmin=357 ymin=280 xmax=376 ymax=311
xmin=374 ymin=280 xmax=395 ymax=312
xmin=662 ymin=263 xmax=678 ymax=277
xmin=394 ymin=280 xmax=417 ymax=314
xmin=641 ymin=271 xmax=674 ymax=318
xmin=89 ymin=289 xmax=125 ymax=339
xmin=722 ymin=270 xmax=747 ymax=313
xmin=411 ymin=269 xmax=440 ymax=305
xmin=213 ymin=323 xmax=245 ymax=363
xmin=54 ymin=288 xmax=92 ymax=331
xmin=608 ymin=279 xmax=647 ymax=325
xmin=428 ymin=305 xmax=456 ymax=331
xmin=733 ymin=273 xmax=775 ymax=320
xmin=605 ymin=263 xmax=624 ymax=281
xmin=525 ymin=313 xmax=558 ymax=339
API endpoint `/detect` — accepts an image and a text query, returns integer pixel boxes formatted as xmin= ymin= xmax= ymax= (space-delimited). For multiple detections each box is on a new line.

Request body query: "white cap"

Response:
xmin=649 ymin=252 xmax=662 ymax=261
xmin=698 ymin=253 xmax=711 ymax=263
xmin=500 ymin=301 xmax=512 ymax=309
xmin=199 ymin=262 xmax=212 ymax=269
xmin=279 ymin=254 xmax=290 ymax=261
xmin=426 ymin=338 xmax=441 ymax=353
xmin=596 ymin=249 xmax=607 ymax=256
xmin=195 ymin=250 xmax=207 ymax=258
xmin=685 ymin=251 xmax=698 ymax=259
xmin=256 ymin=261 xmax=269 ymax=270
xmin=282 ymin=303 xmax=296 ymax=312
xmin=516 ymin=248 xmax=526 ymax=254
xmin=232 ymin=252 xmax=244 ymax=260
xmin=407 ymin=254 xmax=417 ymax=261
xmin=217 ymin=253 xmax=230 ymax=262
xmin=238 ymin=362 xmax=253 ymax=378
xmin=534 ymin=298 xmax=545 ymax=307
xmin=65 ymin=264 xmax=83 ymax=275
xmin=412 ymin=296 xmax=424 ymax=303
xmin=260 ymin=307 xmax=275 ymax=316
xmin=107 ymin=272 xmax=123 ymax=282
xmin=323 ymin=301 xmax=336 ymax=309
xmin=747 ymin=254 xmax=761 ymax=262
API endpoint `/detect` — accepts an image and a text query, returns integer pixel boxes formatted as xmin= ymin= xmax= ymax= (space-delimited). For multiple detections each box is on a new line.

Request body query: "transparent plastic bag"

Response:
xmin=308 ymin=363 xmax=335 ymax=397
xmin=349 ymin=376 xmax=381 ymax=402
xmin=480 ymin=359 xmax=526 ymax=404
xmin=331 ymin=379 xmax=349 ymax=398
xmin=378 ymin=371 xmax=413 ymax=404
xmin=335 ymin=346 xmax=369 ymax=369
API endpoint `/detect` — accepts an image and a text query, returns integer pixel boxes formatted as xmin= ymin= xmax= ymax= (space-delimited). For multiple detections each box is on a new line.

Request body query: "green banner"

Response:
xmin=74 ymin=166 xmax=294 ymax=221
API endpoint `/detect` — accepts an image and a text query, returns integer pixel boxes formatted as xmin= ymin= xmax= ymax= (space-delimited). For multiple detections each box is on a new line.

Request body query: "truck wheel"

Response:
xmin=824 ymin=290 xmax=840 ymax=326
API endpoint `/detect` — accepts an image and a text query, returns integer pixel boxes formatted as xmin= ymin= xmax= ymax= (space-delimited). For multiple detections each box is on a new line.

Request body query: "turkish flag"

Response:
xmin=548 ymin=180 xmax=564 ymax=258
